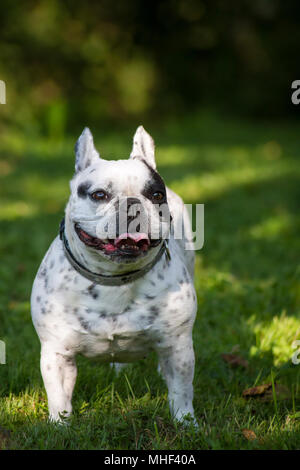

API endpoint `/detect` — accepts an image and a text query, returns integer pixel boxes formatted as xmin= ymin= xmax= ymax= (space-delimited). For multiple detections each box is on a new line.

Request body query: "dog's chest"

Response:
xmin=63 ymin=281 xmax=162 ymax=361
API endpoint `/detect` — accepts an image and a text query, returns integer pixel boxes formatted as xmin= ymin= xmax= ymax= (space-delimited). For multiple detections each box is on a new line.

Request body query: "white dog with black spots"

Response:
xmin=31 ymin=126 xmax=197 ymax=424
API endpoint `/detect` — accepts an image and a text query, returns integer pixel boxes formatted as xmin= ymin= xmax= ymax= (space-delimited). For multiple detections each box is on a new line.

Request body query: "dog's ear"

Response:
xmin=75 ymin=127 xmax=100 ymax=172
xmin=130 ymin=126 xmax=156 ymax=169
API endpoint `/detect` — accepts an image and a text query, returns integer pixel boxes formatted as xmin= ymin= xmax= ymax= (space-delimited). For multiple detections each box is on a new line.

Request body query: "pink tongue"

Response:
xmin=114 ymin=232 xmax=149 ymax=246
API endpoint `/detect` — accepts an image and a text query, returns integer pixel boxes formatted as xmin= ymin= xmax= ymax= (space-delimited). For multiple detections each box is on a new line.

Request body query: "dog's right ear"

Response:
xmin=75 ymin=127 xmax=100 ymax=173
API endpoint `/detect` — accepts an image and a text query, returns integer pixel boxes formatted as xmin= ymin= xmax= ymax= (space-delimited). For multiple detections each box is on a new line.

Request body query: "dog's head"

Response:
xmin=65 ymin=126 xmax=171 ymax=270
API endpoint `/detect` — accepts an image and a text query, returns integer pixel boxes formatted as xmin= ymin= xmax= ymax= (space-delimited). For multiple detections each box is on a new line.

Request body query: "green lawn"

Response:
xmin=0 ymin=112 xmax=300 ymax=450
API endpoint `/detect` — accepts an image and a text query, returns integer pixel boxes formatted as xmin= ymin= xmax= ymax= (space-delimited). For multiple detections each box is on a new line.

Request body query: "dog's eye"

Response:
xmin=90 ymin=190 xmax=109 ymax=201
xmin=152 ymin=191 xmax=165 ymax=202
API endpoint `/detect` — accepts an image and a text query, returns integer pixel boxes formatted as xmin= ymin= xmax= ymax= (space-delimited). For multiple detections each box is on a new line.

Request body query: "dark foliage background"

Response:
xmin=1 ymin=0 xmax=300 ymax=135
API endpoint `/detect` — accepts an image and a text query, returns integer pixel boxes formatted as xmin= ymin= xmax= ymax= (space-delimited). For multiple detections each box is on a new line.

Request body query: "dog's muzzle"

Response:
xmin=74 ymin=223 xmax=158 ymax=257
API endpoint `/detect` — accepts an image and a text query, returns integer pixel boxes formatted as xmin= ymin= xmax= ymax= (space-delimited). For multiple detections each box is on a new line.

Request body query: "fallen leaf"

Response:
xmin=242 ymin=383 xmax=272 ymax=398
xmin=221 ymin=353 xmax=249 ymax=369
xmin=242 ymin=383 xmax=290 ymax=401
xmin=242 ymin=428 xmax=257 ymax=441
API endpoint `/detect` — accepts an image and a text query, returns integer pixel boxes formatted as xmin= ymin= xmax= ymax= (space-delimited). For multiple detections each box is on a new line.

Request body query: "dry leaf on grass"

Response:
xmin=221 ymin=353 xmax=249 ymax=369
xmin=242 ymin=383 xmax=290 ymax=401
xmin=242 ymin=428 xmax=257 ymax=441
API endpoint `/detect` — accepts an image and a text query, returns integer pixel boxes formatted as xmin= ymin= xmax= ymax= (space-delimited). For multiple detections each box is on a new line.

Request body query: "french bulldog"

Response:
xmin=31 ymin=126 xmax=197 ymax=423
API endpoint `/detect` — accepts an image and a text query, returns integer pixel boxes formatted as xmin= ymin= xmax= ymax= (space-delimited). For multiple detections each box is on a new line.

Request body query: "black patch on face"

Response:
xmin=141 ymin=160 xmax=167 ymax=204
xmin=77 ymin=180 xmax=92 ymax=198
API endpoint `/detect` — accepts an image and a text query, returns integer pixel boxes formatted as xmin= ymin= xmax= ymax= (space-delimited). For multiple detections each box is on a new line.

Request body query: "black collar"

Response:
xmin=59 ymin=217 xmax=170 ymax=286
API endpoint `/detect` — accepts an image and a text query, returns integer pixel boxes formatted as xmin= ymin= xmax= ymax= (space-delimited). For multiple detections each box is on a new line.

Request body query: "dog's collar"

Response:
xmin=59 ymin=217 xmax=171 ymax=286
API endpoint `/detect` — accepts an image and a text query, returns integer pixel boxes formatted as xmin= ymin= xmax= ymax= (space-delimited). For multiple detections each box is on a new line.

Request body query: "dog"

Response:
xmin=31 ymin=126 xmax=197 ymax=423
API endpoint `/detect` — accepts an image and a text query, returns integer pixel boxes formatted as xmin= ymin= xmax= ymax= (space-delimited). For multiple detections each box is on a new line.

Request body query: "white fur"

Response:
xmin=31 ymin=127 xmax=197 ymax=423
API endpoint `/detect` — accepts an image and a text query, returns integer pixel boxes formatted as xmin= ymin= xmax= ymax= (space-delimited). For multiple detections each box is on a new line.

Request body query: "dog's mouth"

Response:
xmin=74 ymin=224 xmax=160 ymax=257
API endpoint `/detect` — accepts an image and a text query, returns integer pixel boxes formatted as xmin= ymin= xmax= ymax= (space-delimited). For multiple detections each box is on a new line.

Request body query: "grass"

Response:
xmin=0 ymin=111 xmax=300 ymax=449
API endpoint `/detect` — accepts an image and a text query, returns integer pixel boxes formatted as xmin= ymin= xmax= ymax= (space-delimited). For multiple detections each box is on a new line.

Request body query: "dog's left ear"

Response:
xmin=130 ymin=126 xmax=156 ymax=169
xmin=75 ymin=127 xmax=100 ymax=173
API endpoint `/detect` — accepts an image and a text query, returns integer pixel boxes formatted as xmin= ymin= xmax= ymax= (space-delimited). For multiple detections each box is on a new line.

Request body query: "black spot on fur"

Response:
xmin=149 ymin=306 xmax=159 ymax=316
xmin=77 ymin=180 xmax=92 ymax=198
xmin=79 ymin=317 xmax=89 ymax=330
xmin=145 ymin=294 xmax=155 ymax=300
xmin=38 ymin=267 xmax=47 ymax=278
xmin=87 ymin=283 xmax=99 ymax=299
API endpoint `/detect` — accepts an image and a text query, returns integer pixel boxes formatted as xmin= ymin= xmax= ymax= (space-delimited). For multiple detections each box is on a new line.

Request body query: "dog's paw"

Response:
xmin=48 ymin=410 xmax=72 ymax=426
xmin=173 ymin=411 xmax=199 ymax=429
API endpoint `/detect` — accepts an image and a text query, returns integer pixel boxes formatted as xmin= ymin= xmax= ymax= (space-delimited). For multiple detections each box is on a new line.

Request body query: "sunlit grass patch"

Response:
xmin=249 ymin=212 xmax=294 ymax=240
xmin=0 ymin=201 xmax=39 ymax=221
xmin=249 ymin=312 xmax=300 ymax=366
xmin=170 ymin=161 xmax=298 ymax=202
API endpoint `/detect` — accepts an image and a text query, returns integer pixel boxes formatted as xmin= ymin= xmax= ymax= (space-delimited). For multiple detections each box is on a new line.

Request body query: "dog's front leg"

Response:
xmin=157 ymin=335 xmax=196 ymax=424
xmin=40 ymin=345 xmax=77 ymax=422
